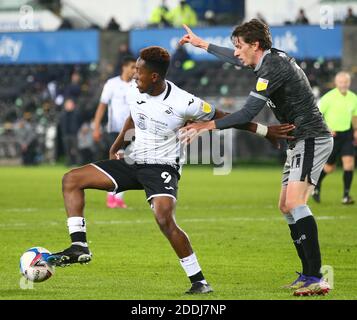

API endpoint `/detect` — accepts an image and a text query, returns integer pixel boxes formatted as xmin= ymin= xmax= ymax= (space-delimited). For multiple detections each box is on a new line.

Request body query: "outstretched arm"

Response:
xmin=109 ymin=116 xmax=135 ymax=160
xmin=182 ymin=108 xmax=295 ymax=148
xmin=179 ymin=24 xmax=243 ymax=67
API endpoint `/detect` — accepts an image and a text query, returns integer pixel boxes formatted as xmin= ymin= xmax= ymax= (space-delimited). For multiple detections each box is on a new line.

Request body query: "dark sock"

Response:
xmin=70 ymin=232 xmax=87 ymax=244
xmin=316 ymin=170 xmax=327 ymax=192
xmin=343 ymin=170 xmax=353 ymax=197
xmin=288 ymin=223 xmax=309 ymax=275
xmin=295 ymin=215 xmax=322 ymax=278
xmin=189 ymin=271 xmax=205 ymax=284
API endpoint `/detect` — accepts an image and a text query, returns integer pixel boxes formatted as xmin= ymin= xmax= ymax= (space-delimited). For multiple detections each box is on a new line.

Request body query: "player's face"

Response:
xmin=134 ymin=58 xmax=156 ymax=94
xmin=122 ymin=61 xmax=136 ymax=80
xmin=233 ymin=36 xmax=257 ymax=67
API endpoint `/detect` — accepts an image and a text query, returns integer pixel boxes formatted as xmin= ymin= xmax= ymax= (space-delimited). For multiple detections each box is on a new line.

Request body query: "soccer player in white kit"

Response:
xmin=47 ymin=46 xmax=294 ymax=294
xmin=93 ymin=56 xmax=136 ymax=208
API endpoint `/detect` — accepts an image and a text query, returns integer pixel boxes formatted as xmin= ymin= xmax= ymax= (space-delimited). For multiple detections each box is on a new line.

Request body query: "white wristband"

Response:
xmin=256 ymin=123 xmax=268 ymax=137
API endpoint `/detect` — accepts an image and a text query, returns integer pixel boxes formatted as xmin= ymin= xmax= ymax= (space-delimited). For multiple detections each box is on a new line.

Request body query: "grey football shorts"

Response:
xmin=282 ymin=136 xmax=333 ymax=186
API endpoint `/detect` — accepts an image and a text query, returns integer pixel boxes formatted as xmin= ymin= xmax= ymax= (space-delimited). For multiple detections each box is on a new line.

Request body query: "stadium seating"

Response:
xmin=0 ymin=56 xmax=342 ymax=163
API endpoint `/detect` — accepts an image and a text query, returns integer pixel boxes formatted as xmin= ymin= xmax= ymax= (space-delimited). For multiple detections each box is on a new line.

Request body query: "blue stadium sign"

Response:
xmin=130 ymin=25 xmax=342 ymax=60
xmin=0 ymin=30 xmax=99 ymax=64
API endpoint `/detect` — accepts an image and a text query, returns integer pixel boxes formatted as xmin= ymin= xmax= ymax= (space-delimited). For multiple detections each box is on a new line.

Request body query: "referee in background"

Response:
xmin=313 ymin=71 xmax=357 ymax=204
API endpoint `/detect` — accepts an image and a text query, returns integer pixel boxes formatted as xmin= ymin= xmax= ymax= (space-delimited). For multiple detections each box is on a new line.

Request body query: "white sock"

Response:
xmin=67 ymin=217 xmax=87 ymax=247
xmin=115 ymin=192 xmax=124 ymax=200
xmin=180 ymin=253 xmax=203 ymax=279
xmin=67 ymin=217 xmax=86 ymax=234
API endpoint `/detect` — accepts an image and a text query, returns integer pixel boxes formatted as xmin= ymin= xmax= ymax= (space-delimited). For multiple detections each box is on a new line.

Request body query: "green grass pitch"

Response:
xmin=0 ymin=165 xmax=356 ymax=300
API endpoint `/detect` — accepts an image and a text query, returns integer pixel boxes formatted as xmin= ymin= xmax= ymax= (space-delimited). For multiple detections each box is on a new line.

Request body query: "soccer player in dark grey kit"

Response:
xmin=180 ymin=20 xmax=333 ymax=296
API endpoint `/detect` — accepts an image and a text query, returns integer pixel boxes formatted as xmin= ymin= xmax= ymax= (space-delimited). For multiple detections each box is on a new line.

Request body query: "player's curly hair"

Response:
xmin=231 ymin=19 xmax=272 ymax=50
xmin=140 ymin=46 xmax=170 ymax=78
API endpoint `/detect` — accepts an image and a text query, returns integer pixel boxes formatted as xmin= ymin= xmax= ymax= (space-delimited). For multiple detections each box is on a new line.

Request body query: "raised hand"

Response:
xmin=178 ymin=24 xmax=209 ymax=50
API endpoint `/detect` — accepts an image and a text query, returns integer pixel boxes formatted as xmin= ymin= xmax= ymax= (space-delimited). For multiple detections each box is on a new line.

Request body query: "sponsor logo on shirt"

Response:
xmin=256 ymin=78 xmax=269 ymax=91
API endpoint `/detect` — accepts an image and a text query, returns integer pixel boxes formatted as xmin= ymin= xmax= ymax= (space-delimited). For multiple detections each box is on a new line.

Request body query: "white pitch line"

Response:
xmin=0 ymin=215 xmax=350 ymax=228
xmin=3 ymin=208 xmax=38 ymax=212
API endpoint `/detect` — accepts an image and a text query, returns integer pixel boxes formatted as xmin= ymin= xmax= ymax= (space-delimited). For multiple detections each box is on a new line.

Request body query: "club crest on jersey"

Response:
xmin=256 ymin=78 xmax=269 ymax=91
xmin=201 ymin=101 xmax=212 ymax=114
xmin=137 ymin=113 xmax=148 ymax=130
xmin=165 ymin=107 xmax=173 ymax=115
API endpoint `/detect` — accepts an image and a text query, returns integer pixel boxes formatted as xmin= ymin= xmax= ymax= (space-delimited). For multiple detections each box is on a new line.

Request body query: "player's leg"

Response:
xmin=340 ymin=131 xmax=355 ymax=204
xmin=114 ymin=191 xmax=127 ymax=208
xmin=62 ymin=164 xmax=115 ymax=216
xmin=47 ymin=164 xmax=116 ymax=266
xmin=104 ymin=132 xmax=128 ymax=209
xmin=279 ymin=185 xmax=309 ymax=289
xmin=286 ymin=180 xmax=322 ymax=281
xmin=151 ymin=196 xmax=212 ymax=294
xmin=341 ymin=155 xmax=355 ymax=204
xmin=285 ymin=180 xmax=330 ymax=296
xmin=279 ymin=150 xmax=311 ymax=289
xmin=285 ymin=137 xmax=333 ymax=296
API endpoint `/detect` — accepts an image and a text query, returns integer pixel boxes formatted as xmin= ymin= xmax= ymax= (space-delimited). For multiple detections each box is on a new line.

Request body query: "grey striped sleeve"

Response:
xmin=207 ymin=44 xmax=243 ymax=67
xmin=215 ymin=94 xmax=267 ymax=130
xmin=249 ymin=91 xmax=268 ymax=101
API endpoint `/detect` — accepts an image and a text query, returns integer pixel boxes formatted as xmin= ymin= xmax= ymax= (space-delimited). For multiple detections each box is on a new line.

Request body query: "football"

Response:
xmin=20 ymin=247 xmax=55 ymax=282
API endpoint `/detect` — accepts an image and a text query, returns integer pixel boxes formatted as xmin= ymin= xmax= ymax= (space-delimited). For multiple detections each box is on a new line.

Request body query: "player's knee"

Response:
xmin=343 ymin=159 xmax=354 ymax=171
xmin=62 ymin=170 xmax=80 ymax=191
xmin=156 ymin=215 xmax=176 ymax=235
xmin=154 ymin=206 xmax=176 ymax=234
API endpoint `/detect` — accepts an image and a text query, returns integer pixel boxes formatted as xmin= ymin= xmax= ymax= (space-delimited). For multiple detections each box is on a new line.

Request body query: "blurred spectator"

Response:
xmin=168 ymin=0 xmax=198 ymax=28
xmin=149 ymin=0 xmax=171 ymax=28
xmin=58 ymin=17 xmax=74 ymax=30
xmin=295 ymin=9 xmax=309 ymax=25
xmin=14 ymin=113 xmax=38 ymax=165
xmin=203 ymin=10 xmax=217 ymax=26
xmin=344 ymin=7 xmax=357 ymax=25
xmin=170 ymin=44 xmax=196 ymax=87
xmin=115 ymin=43 xmax=135 ymax=72
xmin=171 ymin=44 xmax=195 ymax=72
xmin=59 ymin=98 xmax=82 ymax=166
xmin=77 ymin=122 xmax=94 ymax=165
xmin=106 ymin=17 xmax=121 ymax=31
xmin=64 ymin=72 xmax=82 ymax=100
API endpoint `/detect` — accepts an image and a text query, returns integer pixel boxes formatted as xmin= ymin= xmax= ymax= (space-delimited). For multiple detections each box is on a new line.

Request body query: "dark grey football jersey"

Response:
xmin=253 ymin=48 xmax=330 ymax=144
xmin=208 ymin=44 xmax=331 ymax=146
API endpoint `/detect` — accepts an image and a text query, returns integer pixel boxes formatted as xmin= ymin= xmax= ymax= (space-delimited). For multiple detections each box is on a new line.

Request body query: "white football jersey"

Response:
xmin=128 ymin=80 xmax=215 ymax=167
xmin=100 ymin=76 xmax=135 ymax=133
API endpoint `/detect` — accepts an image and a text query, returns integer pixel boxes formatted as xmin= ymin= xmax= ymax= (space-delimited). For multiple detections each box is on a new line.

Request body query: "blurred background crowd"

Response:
xmin=1 ymin=0 xmax=357 ymax=166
